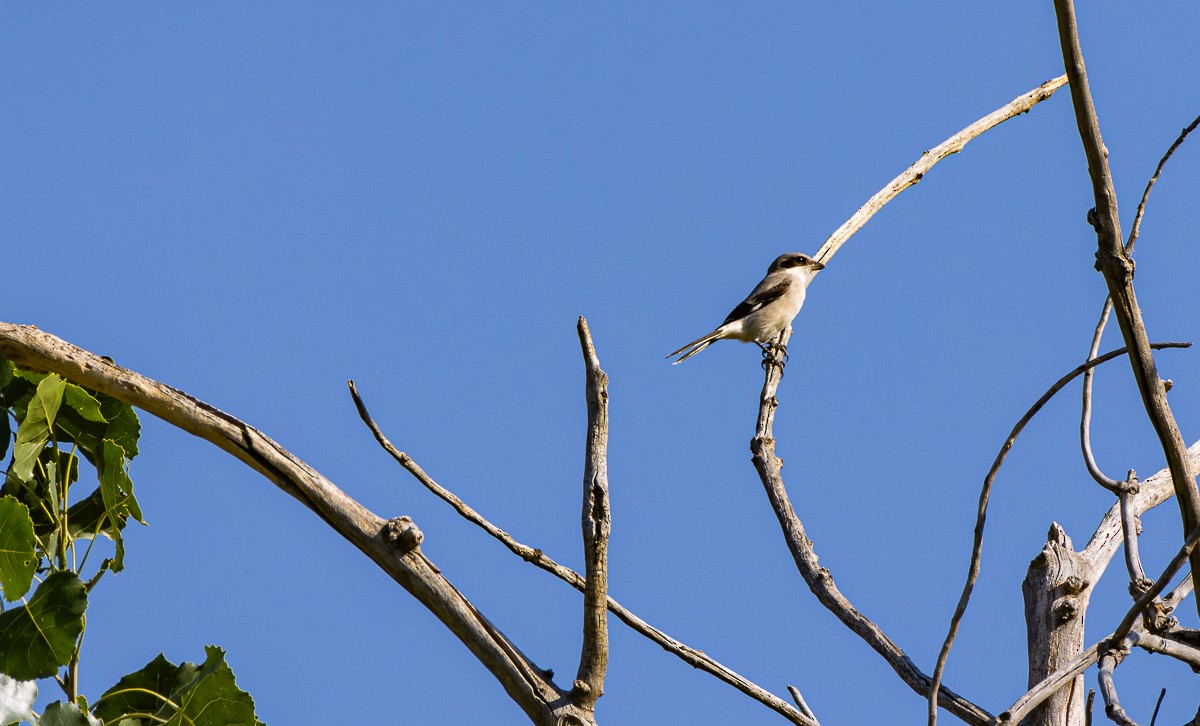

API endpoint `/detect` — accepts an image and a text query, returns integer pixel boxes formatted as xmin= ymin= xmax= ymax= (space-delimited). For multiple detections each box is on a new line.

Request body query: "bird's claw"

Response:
xmin=759 ymin=342 xmax=788 ymax=373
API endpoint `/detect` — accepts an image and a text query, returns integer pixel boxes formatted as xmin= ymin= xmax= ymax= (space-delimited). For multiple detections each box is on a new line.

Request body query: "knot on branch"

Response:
xmin=384 ymin=516 xmax=424 ymax=553
xmin=1093 ymin=248 xmax=1135 ymax=279
xmin=1054 ymin=599 xmax=1078 ymax=624
xmin=1061 ymin=575 xmax=1086 ymax=595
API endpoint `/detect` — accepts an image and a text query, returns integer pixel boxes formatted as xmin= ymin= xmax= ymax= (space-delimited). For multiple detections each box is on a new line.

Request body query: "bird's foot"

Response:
xmin=759 ymin=342 xmax=788 ymax=373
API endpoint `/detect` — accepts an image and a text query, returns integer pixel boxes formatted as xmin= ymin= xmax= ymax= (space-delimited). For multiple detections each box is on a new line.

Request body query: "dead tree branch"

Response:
xmin=347 ymin=385 xmax=816 ymax=724
xmin=813 ymin=75 xmax=1067 ymax=266
xmin=572 ymin=317 xmax=611 ymax=714
xmin=1097 ymin=648 xmax=1136 ymax=726
xmin=1053 ymin=0 xmax=1200 ymax=616
xmin=0 ymin=322 xmax=593 ymax=726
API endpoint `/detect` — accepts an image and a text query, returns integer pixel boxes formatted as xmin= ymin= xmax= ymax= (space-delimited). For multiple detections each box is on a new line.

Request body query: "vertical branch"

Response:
xmin=572 ymin=317 xmax=611 ymax=714
xmin=1053 ymin=0 xmax=1200 ymax=617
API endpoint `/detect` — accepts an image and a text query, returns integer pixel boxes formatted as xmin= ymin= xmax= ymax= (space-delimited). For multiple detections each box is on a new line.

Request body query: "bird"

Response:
xmin=666 ymin=252 xmax=825 ymax=364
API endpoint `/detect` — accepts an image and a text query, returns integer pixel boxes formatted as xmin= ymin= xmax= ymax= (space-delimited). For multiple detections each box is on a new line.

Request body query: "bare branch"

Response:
xmin=347 ymin=382 xmax=815 ymax=724
xmin=1053 ymin=0 xmax=1200 ymax=618
xmin=787 ymin=685 xmax=821 ymax=726
xmin=1130 ymin=632 xmax=1200 ymax=671
xmin=929 ymin=344 xmax=1190 ymax=725
xmin=750 ymin=330 xmax=993 ymax=725
xmin=571 ymin=316 xmax=611 ymax=713
xmin=1097 ymin=648 xmax=1136 ymax=726
xmin=0 ymin=322 xmax=582 ymax=726
xmin=813 ymin=75 xmax=1067 ymax=266
xmin=1119 ymin=488 xmax=1151 ymax=588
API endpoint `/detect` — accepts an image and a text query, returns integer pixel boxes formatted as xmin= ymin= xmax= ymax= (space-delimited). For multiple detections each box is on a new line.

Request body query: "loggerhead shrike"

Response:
xmin=666 ymin=252 xmax=824 ymax=364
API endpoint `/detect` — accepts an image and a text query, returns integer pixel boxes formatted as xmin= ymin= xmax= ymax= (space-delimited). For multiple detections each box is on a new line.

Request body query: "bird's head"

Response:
xmin=768 ymin=253 xmax=825 ymax=276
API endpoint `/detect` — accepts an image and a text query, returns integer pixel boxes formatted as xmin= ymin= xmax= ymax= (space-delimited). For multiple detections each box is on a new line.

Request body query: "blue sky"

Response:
xmin=4 ymin=3 xmax=1200 ymax=724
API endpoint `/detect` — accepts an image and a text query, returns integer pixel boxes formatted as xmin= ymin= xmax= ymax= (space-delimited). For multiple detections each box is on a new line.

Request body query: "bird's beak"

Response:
xmin=812 ymin=261 xmax=825 ymax=271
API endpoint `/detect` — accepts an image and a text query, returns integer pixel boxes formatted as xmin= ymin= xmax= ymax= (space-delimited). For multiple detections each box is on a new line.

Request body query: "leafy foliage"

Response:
xmin=93 ymin=647 xmax=264 ymax=726
xmin=0 ymin=360 xmax=262 ymax=725
xmin=0 ymin=497 xmax=36 ymax=601
xmin=0 ymin=572 xmax=87 ymax=681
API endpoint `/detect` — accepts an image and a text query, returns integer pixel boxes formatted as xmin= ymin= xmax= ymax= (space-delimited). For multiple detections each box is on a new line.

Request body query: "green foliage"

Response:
xmin=0 ymin=361 xmax=262 ymax=725
xmin=0 ymin=572 xmax=87 ymax=680
xmin=0 ymin=497 xmax=37 ymax=601
xmin=93 ymin=647 xmax=264 ymax=726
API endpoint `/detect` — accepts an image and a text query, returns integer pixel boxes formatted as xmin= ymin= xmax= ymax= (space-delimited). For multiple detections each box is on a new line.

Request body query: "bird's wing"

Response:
xmin=720 ymin=278 xmax=791 ymax=326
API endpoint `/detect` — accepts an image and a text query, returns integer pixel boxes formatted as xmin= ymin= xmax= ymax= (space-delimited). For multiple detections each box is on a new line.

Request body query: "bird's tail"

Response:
xmin=666 ymin=329 xmax=722 ymax=364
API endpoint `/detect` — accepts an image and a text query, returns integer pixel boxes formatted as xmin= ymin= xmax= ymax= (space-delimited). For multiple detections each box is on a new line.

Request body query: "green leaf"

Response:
xmin=64 ymin=487 xmax=128 ymax=541
xmin=11 ymin=376 xmax=65 ymax=483
xmin=0 ymin=674 xmax=37 ymax=725
xmin=0 ymin=359 xmax=13 ymax=392
xmin=61 ymin=385 xmax=105 ymax=424
xmin=0 ymin=498 xmax=37 ymax=601
xmin=0 ymin=571 xmax=87 ymax=681
xmin=39 ymin=701 xmax=101 ymax=726
xmin=98 ymin=394 xmax=140 ymax=461
xmin=99 ymin=439 xmax=144 ymax=528
xmin=93 ymin=654 xmax=195 ymax=723
xmin=2 ymin=448 xmax=80 ymax=542
xmin=166 ymin=646 xmax=262 ymax=726
xmin=94 ymin=647 xmax=262 ymax=726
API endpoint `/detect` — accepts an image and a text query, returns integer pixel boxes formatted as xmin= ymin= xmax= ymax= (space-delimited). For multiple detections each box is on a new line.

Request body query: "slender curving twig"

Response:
xmin=1080 ymin=299 xmax=1125 ymax=492
xmin=750 ymin=329 xmax=994 ymax=725
xmin=928 ymin=343 xmax=1190 ymax=725
xmin=813 ymin=75 xmax=1067 ymax=266
xmin=1126 ymin=115 xmax=1200 ymax=255
xmin=347 ymin=380 xmax=817 ymax=725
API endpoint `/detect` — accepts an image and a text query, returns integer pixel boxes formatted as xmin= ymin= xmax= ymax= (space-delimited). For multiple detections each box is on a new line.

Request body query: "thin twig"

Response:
xmin=1126 ymin=116 xmax=1200 ymax=255
xmin=787 ymin=685 xmax=821 ymax=726
xmin=1054 ymin=0 xmax=1200 ymax=620
xmin=813 ymin=75 xmax=1067 ymax=266
xmin=1081 ymin=299 xmax=1125 ymax=491
xmin=1148 ymin=687 xmax=1165 ymax=726
xmin=749 ymin=329 xmax=993 ymax=725
xmin=1087 ymin=688 xmax=1096 ymax=726
xmin=347 ymin=380 xmax=816 ymax=725
xmin=929 ymin=343 xmax=1190 ymax=725
xmin=571 ymin=317 xmax=611 ymax=713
